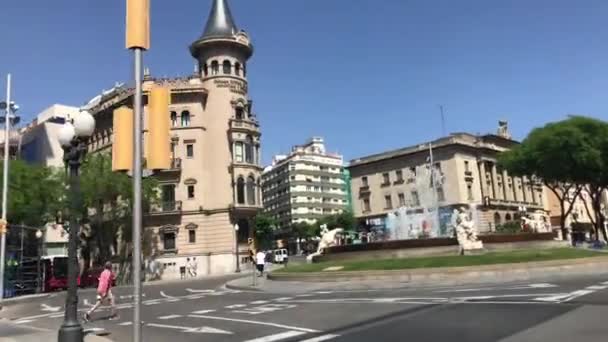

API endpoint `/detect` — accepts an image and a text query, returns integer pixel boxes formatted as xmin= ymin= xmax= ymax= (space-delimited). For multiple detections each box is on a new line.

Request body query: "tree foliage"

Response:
xmin=316 ymin=211 xmax=356 ymax=231
xmin=498 ymin=116 xmax=608 ymax=240
xmin=0 ymin=160 xmax=65 ymax=227
xmin=253 ymin=213 xmax=278 ymax=249
xmin=78 ymin=153 xmax=158 ymax=268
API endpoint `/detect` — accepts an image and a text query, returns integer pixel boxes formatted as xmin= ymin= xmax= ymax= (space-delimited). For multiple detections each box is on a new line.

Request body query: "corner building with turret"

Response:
xmin=86 ymin=0 xmax=262 ymax=279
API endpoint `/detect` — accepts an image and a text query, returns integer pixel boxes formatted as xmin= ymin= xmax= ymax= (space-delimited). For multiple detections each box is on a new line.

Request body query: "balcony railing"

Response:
xmin=230 ymin=119 xmax=260 ymax=131
xmin=148 ymin=201 xmax=182 ymax=215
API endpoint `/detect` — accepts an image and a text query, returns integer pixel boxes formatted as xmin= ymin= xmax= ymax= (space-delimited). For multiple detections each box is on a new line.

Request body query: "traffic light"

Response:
xmin=126 ymin=0 xmax=150 ymax=50
xmin=146 ymin=86 xmax=171 ymax=170
xmin=112 ymin=106 xmax=134 ymax=172
xmin=0 ymin=219 xmax=7 ymax=235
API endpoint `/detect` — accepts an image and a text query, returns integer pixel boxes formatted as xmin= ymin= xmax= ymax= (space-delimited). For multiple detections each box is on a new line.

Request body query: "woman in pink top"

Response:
xmin=84 ymin=261 xmax=117 ymax=322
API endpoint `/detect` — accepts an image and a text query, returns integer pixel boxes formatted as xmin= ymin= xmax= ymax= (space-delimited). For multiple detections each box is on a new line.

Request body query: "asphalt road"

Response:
xmin=2 ymin=272 xmax=608 ymax=342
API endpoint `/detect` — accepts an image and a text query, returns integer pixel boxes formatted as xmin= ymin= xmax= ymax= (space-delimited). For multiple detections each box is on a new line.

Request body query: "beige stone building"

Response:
xmin=262 ymin=137 xmax=348 ymax=228
xmin=547 ymin=187 xmax=608 ymax=240
xmin=85 ymin=0 xmax=262 ymax=278
xmin=348 ymin=122 xmax=548 ymax=237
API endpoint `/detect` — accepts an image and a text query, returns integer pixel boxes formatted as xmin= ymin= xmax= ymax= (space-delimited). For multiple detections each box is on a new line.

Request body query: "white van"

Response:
xmin=273 ymin=249 xmax=289 ymax=264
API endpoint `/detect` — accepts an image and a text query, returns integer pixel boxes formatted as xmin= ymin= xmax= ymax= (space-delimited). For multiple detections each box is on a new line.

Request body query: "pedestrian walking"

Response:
xmin=84 ymin=261 xmax=117 ymax=322
xmin=256 ymin=250 xmax=266 ymax=277
xmin=186 ymin=257 xmax=193 ymax=278
xmin=191 ymin=257 xmax=198 ymax=277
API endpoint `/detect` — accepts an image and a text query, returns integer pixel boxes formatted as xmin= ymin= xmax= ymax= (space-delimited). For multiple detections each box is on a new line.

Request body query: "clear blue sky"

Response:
xmin=1 ymin=0 xmax=607 ymax=164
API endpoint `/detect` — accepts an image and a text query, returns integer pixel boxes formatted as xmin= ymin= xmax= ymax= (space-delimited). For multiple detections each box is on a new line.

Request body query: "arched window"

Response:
xmin=235 ymin=107 xmax=244 ymax=120
xmin=170 ymin=111 xmax=177 ymax=127
xmin=211 ymin=61 xmax=219 ymax=75
xmin=505 ymin=213 xmax=512 ymax=222
xmin=247 ymin=175 xmax=256 ymax=205
xmin=494 ymin=212 xmax=502 ymax=226
xmin=223 ymin=60 xmax=231 ymax=74
xmin=235 ymin=62 xmax=241 ymax=76
xmin=181 ymin=111 xmax=190 ymax=127
xmin=245 ymin=135 xmax=253 ymax=164
xmin=236 ymin=177 xmax=245 ymax=204
xmin=203 ymin=64 xmax=208 ymax=77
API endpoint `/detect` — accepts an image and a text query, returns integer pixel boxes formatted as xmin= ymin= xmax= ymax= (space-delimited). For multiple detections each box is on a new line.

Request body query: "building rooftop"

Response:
xmin=349 ymin=131 xmax=518 ymax=168
xmin=200 ymin=0 xmax=239 ymax=40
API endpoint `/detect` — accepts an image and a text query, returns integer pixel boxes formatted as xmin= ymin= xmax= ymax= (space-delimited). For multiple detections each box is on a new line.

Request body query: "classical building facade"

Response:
xmin=262 ymin=137 xmax=349 ymax=228
xmin=86 ymin=0 xmax=262 ymax=278
xmin=348 ymin=122 xmax=549 ymax=235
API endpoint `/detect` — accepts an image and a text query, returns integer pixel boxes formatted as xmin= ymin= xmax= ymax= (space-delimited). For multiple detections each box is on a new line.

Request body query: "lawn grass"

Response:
xmin=277 ymin=248 xmax=604 ymax=273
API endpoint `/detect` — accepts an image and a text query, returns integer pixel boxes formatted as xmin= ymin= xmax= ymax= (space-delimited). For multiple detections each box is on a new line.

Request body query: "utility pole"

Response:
xmin=125 ymin=2 xmax=150 ymax=340
xmin=0 ymin=74 xmax=13 ymax=304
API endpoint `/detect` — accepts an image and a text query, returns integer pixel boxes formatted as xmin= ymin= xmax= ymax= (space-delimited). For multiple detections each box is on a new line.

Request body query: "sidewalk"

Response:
xmin=0 ymin=320 xmax=113 ymax=342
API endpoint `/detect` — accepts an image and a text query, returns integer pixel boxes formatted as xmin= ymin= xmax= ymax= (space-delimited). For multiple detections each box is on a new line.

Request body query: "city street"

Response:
xmin=2 ymin=273 xmax=608 ymax=342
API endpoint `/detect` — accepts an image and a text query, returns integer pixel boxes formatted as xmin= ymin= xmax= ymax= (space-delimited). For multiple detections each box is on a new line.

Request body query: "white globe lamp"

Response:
xmin=73 ymin=111 xmax=95 ymax=137
xmin=58 ymin=123 xmax=76 ymax=147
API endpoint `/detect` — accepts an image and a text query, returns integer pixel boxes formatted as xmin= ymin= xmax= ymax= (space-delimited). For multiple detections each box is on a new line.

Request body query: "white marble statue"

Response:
xmin=306 ymin=227 xmax=344 ymax=262
xmin=452 ymin=207 xmax=483 ymax=253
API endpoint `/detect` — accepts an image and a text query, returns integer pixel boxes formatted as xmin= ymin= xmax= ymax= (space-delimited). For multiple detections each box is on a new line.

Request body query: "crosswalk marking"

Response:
xmin=243 ymin=330 xmax=306 ymax=342
xmin=298 ymin=334 xmax=340 ymax=342
xmin=187 ymin=314 xmax=320 ymax=333
xmin=191 ymin=309 xmax=216 ymax=314
xmin=159 ymin=314 xmax=183 ymax=320
xmin=586 ymin=285 xmax=608 ymax=291
xmin=118 ymin=322 xmax=133 ymax=326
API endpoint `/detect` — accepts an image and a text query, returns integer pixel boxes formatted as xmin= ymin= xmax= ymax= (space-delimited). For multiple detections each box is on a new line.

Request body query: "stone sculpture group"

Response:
xmin=451 ymin=206 xmax=484 ymax=253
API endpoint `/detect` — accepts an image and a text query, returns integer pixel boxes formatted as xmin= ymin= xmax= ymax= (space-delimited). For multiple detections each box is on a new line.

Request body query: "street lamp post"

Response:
xmin=0 ymin=74 xmax=20 ymax=304
xmin=57 ymin=111 xmax=95 ymax=342
xmin=234 ymin=224 xmax=241 ymax=273
xmin=35 ymin=229 xmax=43 ymax=293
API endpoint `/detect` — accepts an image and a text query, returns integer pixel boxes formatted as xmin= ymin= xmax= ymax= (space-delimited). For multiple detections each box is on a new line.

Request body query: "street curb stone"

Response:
xmin=267 ymin=256 xmax=608 ymax=285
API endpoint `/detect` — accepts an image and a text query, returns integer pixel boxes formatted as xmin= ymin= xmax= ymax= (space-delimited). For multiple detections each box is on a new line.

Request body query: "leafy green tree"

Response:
xmin=253 ymin=213 xmax=278 ymax=249
xmin=316 ymin=210 xmax=356 ymax=231
xmin=0 ymin=160 xmax=65 ymax=227
xmin=499 ymin=116 xmax=608 ymax=240
xmin=78 ymin=153 xmax=158 ymax=275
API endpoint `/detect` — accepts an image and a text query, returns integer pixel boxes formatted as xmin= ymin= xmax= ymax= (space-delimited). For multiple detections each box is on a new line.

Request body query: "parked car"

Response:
xmin=273 ymin=249 xmax=289 ymax=264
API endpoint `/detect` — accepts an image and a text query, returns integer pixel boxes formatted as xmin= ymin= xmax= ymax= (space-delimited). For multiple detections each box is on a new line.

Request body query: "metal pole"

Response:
xmin=37 ymin=239 xmax=41 ymax=293
xmin=0 ymin=74 xmax=12 ymax=302
xmin=235 ymin=229 xmax=240 ymax=273
xmin=58 ymin=148 xmax=83 ymax=342
xmin=429 ymin=143 xmax=440 ymax=235
xmin=132 ymin=47 xmax=144 ymax=342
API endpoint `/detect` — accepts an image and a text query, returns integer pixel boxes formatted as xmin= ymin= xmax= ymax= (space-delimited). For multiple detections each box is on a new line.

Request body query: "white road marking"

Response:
xmin=273 ymin=297 xmax=294 ymax=301
xmin=120 ymin=294 xmax=146 ymax=300
xmin=561 ymin=290 xmax=594 ymax=302
xmin=186 ymin=288 xmax=214 ymax=293
xmin=437 ymin=283 xmax=557 ymax=293
xmin=296 ymin=294 xmax=313 ymax=297
xmin=143 ymin=300 xmax=163 ymax=306
xmin=314 ymin=291 xmax=333 ymax=294
xmin=14 ymin=320 xmax=34 ymax=325
xmin=119 ymin=322 xmax=133 ymax=326
xmin=298 ymin=334 xmax=341 ymax=342
xmin=243 ymin=330 xmax=306 ymax=342
xmin=225 ymin=304 xmax=247 ymax=309
xmin=160 ymin=291 xmax=177 ymax=299
xmin=49 ymin=313 xmax=65 ymax=318
xmin=83 ymin=298 xmax=94 ymax=307
xmin=602 ymin=281 xmax=608 ymax=285
xmin=147 ymin=323 xmax=232 ymax=334
xmin=586 ymin=285 xmax=608 ymax=291
xmin=158 ymin=314 xmax=183 ymax=320
xmin=40 ymin=304 xmax=61 ymax=312
xmin=250 ymin=300 xmax=270 ymax=305
xmin=192 ymin=309 xmax=216 ymax=314
xmin=187 ymin=314 xmax=320 ymax=333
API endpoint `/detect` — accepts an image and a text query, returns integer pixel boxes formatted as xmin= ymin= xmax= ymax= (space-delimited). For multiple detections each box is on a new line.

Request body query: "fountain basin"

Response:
xmin=313 ymin=232 xmax=564 ymax=263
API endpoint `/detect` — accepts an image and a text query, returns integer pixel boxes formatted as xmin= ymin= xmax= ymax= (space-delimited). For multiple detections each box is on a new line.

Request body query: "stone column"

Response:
xmin=478 ymin=161 xmax=488 ymax=199
xmin=502 ymin=169 xmax=512 ymax=201
xmin=491 ymin=163 xmax=500 ymax=200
